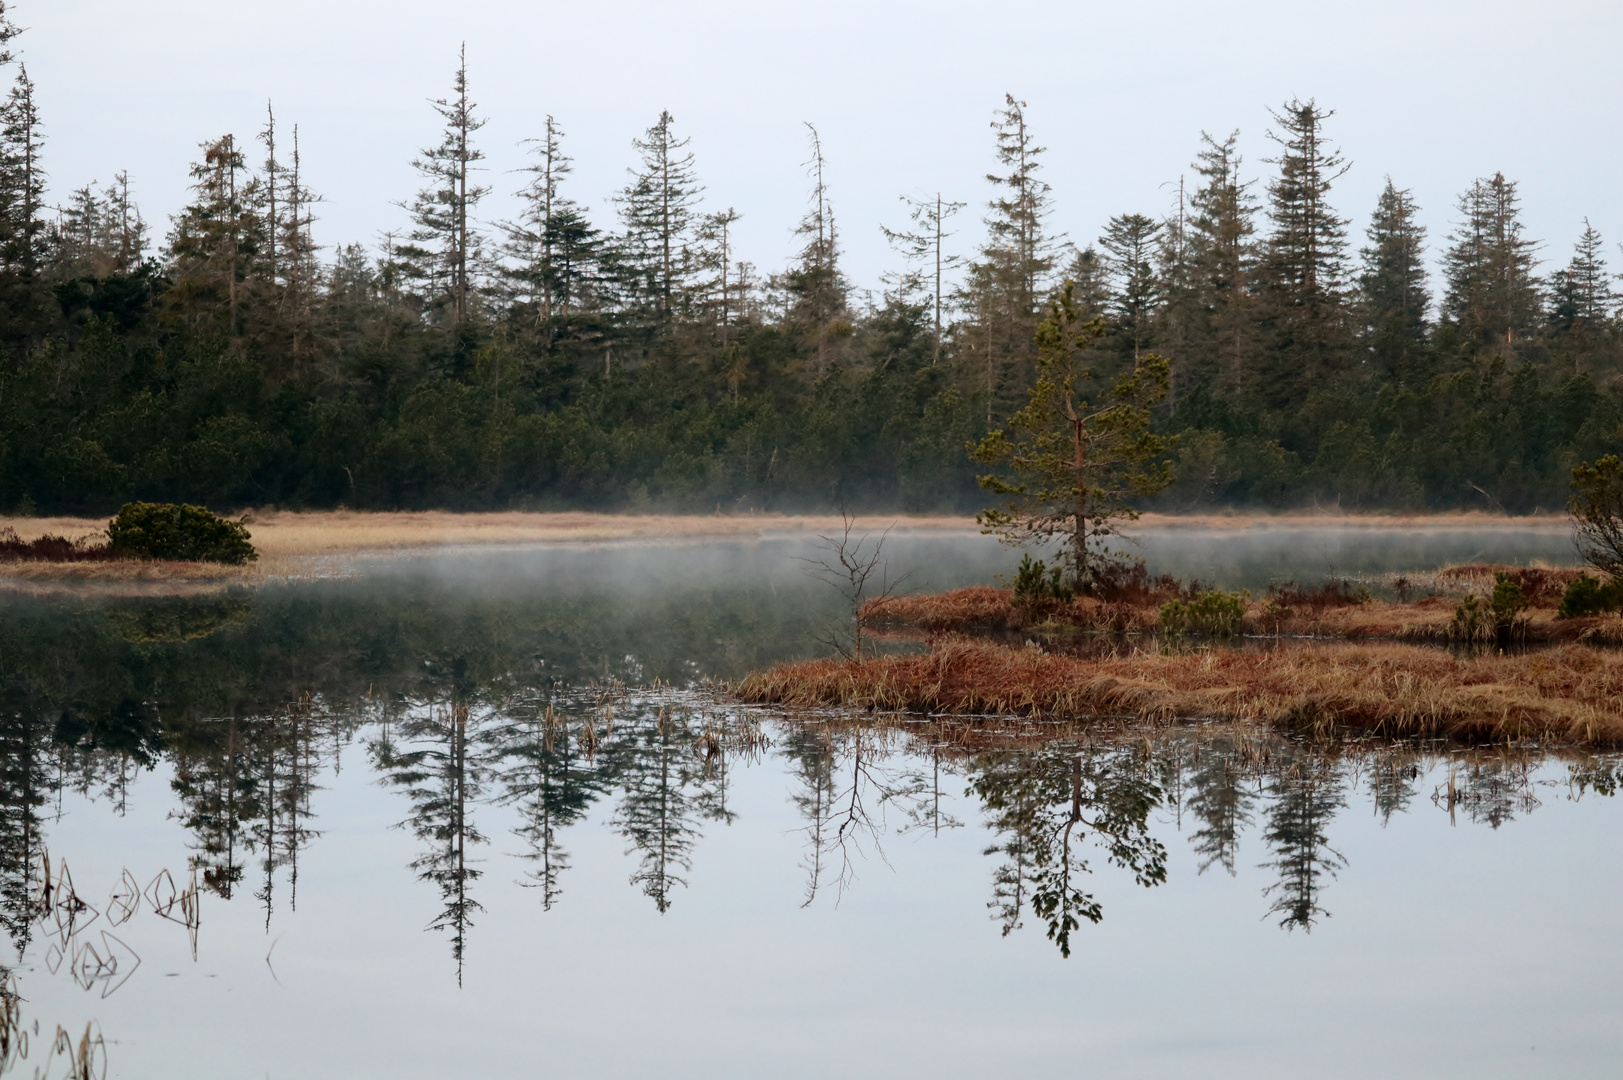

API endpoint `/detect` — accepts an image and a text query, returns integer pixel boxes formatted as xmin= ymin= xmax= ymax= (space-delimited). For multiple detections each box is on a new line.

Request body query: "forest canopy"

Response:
xmin=0 ymin=21 xmax=1618 ymax=516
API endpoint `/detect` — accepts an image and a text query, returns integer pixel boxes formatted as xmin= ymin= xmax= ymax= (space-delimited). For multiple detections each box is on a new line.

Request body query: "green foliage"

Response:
xmin=1490 ymin=572 xmax=1529 ymax=627
xmin=974 ymin=282 xmax=1174 ymax=590
xmin=1570 ymin=455 xmax=1623 ymax=579
xmin=1557 ymin=573 xmax=1623 ymax=618
xmin=1448 ymin=595 xmax=1490 ymax=641
xmin=106 ymin=501 xmax=257 ymax=564
xmin=1012 ymin=554 xmax=1073 ymax=606
xmin=1159 ymin=589 xmax=1248 ymax=637
xmin=1449 ymin=574 xmax=1530 ymax=641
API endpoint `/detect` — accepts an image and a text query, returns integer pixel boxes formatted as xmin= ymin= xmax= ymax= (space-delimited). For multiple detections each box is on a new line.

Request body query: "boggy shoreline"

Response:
xmin=739 ymin=564 xmax=1623 ymax=747
xmin=736 ymin=638 xmax=1623 ymax=747
xmin=858 ymin=565 xmax=1623 ymax=646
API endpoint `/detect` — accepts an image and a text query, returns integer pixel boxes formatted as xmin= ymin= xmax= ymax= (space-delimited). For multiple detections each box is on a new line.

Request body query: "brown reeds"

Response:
xmin=0 ymin=526 xmax=116 ymax=562
xmin=736 ymin=637 xmax=1623 ymax=746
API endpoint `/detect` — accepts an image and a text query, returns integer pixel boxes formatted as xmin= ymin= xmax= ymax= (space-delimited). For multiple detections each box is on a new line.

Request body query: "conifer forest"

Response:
xmin=2 ymin=25 xmax=1619 ymax=516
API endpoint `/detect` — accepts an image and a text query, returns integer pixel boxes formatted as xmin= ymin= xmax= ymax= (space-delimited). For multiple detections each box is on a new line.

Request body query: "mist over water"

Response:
xmin=0 ymin=524 xmax=1614 ymax=1079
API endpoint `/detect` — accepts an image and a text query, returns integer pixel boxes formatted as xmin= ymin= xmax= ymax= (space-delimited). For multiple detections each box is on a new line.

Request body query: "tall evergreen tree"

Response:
xmin=1256 ymin=98 xmax=1351 ymax=406
xmin=959 ymin=95 xmax=1055 ymax=418
xmin=0 ymin=63 xmax=49 ymax=358
xmin=1358 ymin=178 xmax=1430 ymax=382
xmin=1441 ymin=172 xmax=1542 ymax=351
xmin=784 ymin=123 xmax=848 ymax=368
xmin=1099 ymin=213 xmax=1163 ymax=360
xmin=1185 ymin=130 xmax=1258 ymax=399
xmin=882 ymin=192 xmax=965 ymax=365
xmin=1549 ymin=219 xmax=1613 ymax=331
xmin=505 ymin=116 xmax=608 ymax=348
xmin=616 ymin=109 xmax=703 ymax=326
xmin=397 ymin=44 xmax=488 ymax=333
xmin=167 ymin=134 xmax=257 ymax=340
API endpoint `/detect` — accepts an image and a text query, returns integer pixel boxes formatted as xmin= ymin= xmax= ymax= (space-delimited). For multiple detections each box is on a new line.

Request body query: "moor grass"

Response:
xmin=737 ymin=638 xmax=1623 ymax=746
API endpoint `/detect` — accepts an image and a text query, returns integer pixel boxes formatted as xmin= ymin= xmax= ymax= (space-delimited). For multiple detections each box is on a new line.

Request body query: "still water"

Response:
xmin=2 ymin=523 xmax=1617 ymax=1079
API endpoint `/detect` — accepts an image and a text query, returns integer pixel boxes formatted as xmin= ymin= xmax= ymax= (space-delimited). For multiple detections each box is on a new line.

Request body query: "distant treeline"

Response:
xmin=0 ymin=19 xmax=1617 ymax=514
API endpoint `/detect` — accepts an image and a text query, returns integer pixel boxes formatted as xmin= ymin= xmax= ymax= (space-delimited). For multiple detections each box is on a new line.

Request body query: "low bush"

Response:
xmin=106 ymin=502 xmax=257 ymax=564
xmin=1558 ymin=573 xmax=1623 ymax=618
xmin=1159 ymin=589 xmax=1248 ymax=637
xmin=1450 ymin=573 xmax=1531 ymax=642
xmin=1012 ymin=554 xmax=1072 ymax=606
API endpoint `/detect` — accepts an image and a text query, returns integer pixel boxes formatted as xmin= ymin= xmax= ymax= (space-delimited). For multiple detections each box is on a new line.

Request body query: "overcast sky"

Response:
xmin=20 ymin=0 xmax=1623 ymax=297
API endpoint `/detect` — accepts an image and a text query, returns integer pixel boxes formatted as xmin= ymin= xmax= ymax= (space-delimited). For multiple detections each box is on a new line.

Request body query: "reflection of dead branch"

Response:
xmin=105 ymin=870 xmax=140 ymax=927
xmin=145 ymin=868 xmax=201 ymax=959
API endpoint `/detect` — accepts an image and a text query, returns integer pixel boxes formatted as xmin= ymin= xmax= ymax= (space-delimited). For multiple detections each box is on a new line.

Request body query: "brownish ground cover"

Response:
xmin=860 ymin=564 xmax=1623 ymax=645
xmin=736 ymin=637 xmax=1623 ymax=746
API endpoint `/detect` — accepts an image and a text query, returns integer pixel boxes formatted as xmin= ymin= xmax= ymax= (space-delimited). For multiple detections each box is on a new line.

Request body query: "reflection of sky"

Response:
xmin=27 ymin=745 xmax=1623 ymax=1079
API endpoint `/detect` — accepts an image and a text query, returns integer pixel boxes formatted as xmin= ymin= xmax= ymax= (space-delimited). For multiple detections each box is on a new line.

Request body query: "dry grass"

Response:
xmin=738 ymin=637 xmax=1623 ymax=746
xmin=865 ymin=561 xmax=1619 ymax=646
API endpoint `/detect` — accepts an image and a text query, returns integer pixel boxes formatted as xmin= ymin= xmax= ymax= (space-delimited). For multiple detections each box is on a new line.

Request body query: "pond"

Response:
xmin=2 ymin=522 xmax=1619 ymax=1079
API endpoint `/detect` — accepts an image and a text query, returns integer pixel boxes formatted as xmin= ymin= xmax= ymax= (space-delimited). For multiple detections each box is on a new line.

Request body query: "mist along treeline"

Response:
xmin=1 ymin=28 xmax=1620 ymax=514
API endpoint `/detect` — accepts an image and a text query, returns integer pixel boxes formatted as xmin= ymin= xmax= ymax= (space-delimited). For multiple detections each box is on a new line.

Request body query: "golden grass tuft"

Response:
xmin=737 ymin=638 xmax=1623 ymax=746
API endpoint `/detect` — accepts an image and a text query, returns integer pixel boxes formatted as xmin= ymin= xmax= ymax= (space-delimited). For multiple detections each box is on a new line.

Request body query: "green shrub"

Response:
xmin=1558 ymin=573 xmax=1623 ymax=618
xmin=106 ymin=502 xmax=257 ymax=564
xmin=1159 ymin=589 xmax=1248 ymax=637
xmin=1012 ymin=554 xmax=1072 ymax=605
xmin=1490 ymin=572 xmax=1528 ymax=628
xmin=1451 ymin=573 xmax=1532 ymax=641
xmin=1449 ymin=595 xmax=1490 ymax=641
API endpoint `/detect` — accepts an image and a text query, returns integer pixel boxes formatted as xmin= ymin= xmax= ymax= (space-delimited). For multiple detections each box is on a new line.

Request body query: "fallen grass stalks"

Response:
xmin=736 ymin=637 xmax=1623 ymax=746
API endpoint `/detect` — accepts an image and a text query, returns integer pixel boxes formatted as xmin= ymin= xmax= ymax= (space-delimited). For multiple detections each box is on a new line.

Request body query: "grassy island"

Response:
xmin=737 ymin=563 xmax=1623 ymax=747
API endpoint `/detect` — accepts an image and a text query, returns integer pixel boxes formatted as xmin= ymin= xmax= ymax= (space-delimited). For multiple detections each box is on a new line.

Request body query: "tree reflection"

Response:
xmin=1185 ymin=737 xmax=1258 ymax=876
xmin=1259 ymin=754 xmax=1347 ymax=931
xmin=373 ymin=679 xmax=494 ymax=981
xmin=973 ymin=745 xmax=1167 ymax=957
xmin=497 ymin=700 xmax=610 ymax=909
xmin=610 ymin=705 xmax=711 ymax=913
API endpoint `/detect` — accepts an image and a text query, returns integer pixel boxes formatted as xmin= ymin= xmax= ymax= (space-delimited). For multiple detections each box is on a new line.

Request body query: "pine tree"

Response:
xmin=1185 ymin=131 xmax=1258 ymax=398
xmin=616 ymin=109 xmax=703 ymax=325
xmin=506 ymin=116 xmax=608 ymax=346
xmin=783 ymin=123 xmax=848 ymax=367
xmin=1099 ymin=213 xmax=1163 ymax=360
xmin=167 ymin=133 xmax=257 ymax=340
xmin=959 ymin=95 xmax=1056 ymax=419
xmin=397 ymin=44 xmax=489 ymax=332
xmin=694 ymin=205 xmax=742 ymax=341
xmin=1256 ymin=98 xmax=1351 ymax=405
xmin=1358 ymin=179 xmax=1430 ymax=381
xmin=881 ymin=192 xmax=965 ymax=364
xmin=1549 ymin=219 xmax=1612 ymax=331
xmin=0 ymin=63 xmax=49 ymax=358
xmin=1441 ymin=172 xmax=1542 ymax=351
xmin=972 ymin=281 xmax=1173 ymax=590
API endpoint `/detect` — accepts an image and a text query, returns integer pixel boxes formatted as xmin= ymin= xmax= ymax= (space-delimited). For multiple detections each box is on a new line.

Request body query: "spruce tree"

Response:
xmin=959 ymin=94 xmax=1056 ymax=417
xmin=880 ymin=191 xmax=964 ymax=364
xmin=1549 ymin=220 xmax=1612 ymax=331
xmin=616 ymin=109 xmax=703 ymax=325
xmin=167 ymin=134 xmax=257 ymax=340
xmin=506 ymin=116 xmax=608 ymax=346
xmin=1185 ymin=130 xmax=1258 ymax=399
xmin=1256 ymin=98 xmax=1351 ymax=406
xmin=784 ymin=123 xmax=848 ymax=366
xmin=1441 ymin=173 xmax=1542 ymax=352
xmin=0 ymin=63 xmax=49 ymax=358
xmin=397 ymin=44 xmax=489 ymax=333
xmin=1358 ymin=179 xmax=1430 ymax=382
xmin=1099 ymin=213 xmax=1163 ymax=360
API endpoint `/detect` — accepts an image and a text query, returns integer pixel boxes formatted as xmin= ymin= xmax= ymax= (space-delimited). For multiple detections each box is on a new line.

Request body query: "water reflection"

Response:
xmin=0 ymin=537 xmax=1615 ymax=1075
